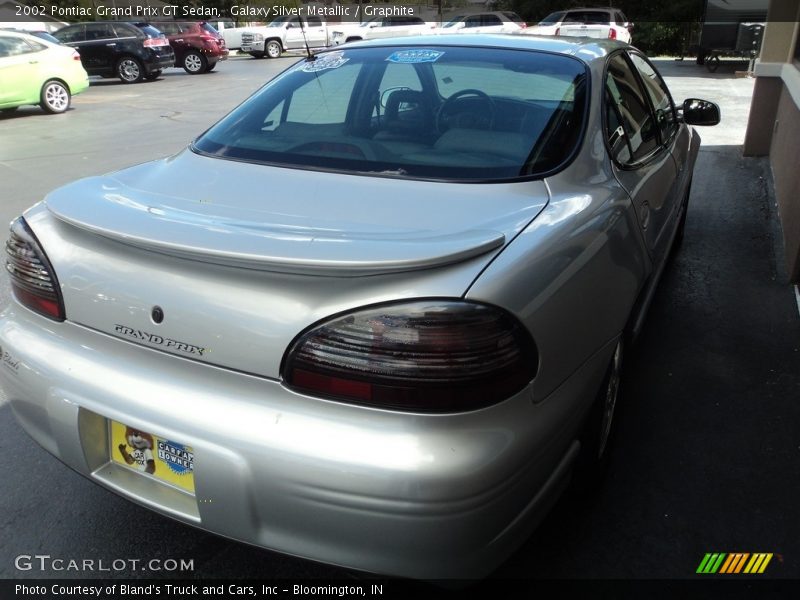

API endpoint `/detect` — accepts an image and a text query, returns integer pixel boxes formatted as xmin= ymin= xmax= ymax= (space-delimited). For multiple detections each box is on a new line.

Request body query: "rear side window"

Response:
xmin=0 ymin=36 xmax=43 ymax=57
xmin=135 ymin=24 xmax=165 ymax=39
xmin=606 ymin=53 xmax=658 ymax=163
xmin=85 ymin=23 xmax=116 ymax=41
xmin=194 ymin=46 xmax=588 ymax=181
xmin=54 ymin=25 xmax=85 ymax=43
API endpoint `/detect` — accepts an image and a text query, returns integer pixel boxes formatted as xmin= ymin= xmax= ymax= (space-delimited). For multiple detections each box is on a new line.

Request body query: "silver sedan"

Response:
xmin=0 ymin=35 xmax=719 ymax=579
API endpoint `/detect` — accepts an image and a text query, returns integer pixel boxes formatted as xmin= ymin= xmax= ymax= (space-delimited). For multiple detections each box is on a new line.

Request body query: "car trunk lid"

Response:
xmin=38 ymin=150 xmax=550 ymax=378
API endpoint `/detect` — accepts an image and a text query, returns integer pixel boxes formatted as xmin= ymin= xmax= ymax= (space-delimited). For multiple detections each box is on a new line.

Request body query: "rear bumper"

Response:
xmin=0 ymin=306 xmax=611 ymax=578
xmin=146 ymin=50 xmax=176 ymax=72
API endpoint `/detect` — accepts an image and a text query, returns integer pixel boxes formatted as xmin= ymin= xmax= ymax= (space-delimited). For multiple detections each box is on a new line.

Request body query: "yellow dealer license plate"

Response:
xmin=110 ymin=421 xmax=195 ymax=495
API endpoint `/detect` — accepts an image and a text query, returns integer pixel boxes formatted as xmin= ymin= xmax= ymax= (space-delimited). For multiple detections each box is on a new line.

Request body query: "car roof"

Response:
xmin=563 ymin=7 xmax=616 ymax=12
xmin=339 ymin=33 xmax=627 ymax=64
xmin=0 ymin=29 xmax=57 ymax=43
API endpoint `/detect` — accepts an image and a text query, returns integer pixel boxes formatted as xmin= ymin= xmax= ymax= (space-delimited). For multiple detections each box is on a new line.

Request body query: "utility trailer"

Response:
xmin=692 ymin=0 xmax=768 ymax=70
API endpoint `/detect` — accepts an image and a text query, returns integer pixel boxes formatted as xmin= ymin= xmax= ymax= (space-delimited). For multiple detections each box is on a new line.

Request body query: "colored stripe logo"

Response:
xmin=697 ymin=553 xmax=773 ymax=574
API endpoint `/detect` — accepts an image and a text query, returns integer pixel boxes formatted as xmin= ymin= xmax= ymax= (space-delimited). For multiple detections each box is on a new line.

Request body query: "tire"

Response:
xmin=265 ymin=40 xmax=282 ymax=59
xmin=572 ymin=340 xmax=623 ymax=491
xmin=40 ymin=79 xmax=70 ymax=114
xmin=706 ymin=55 xmax=720 ymax=73
xmin=205 ymin=62 xmax=216 ymax=72
xmin=182 ymin=50 xmax=207 ymax=74
xmin=116 ymin=57 xmax=144 ymax=84
xmin=144 ymin=69 xmax=162 ymax=81
xmin=249 ymin=52 xmax=265 ymax=59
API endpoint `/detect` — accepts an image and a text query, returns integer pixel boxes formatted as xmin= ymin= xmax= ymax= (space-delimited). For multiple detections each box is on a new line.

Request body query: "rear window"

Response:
xmin=193 ymin=46 xmax=588 ymax=181
xmin=136 ymin=24 xmax=166 ymax=38
xmin=564 ymin=10 xmax=612 ymax=24
xmin=539 ymin=11 xmax=565 ymax=25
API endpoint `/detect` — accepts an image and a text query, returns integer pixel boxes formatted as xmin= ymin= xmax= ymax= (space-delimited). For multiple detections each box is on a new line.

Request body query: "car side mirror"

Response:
xmin=682 ymin=98 xmax=721 ymax=126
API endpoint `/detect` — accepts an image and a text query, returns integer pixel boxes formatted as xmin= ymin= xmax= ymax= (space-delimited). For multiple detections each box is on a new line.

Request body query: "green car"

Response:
xmin=0 ymin=30 xmax=89 ymax=114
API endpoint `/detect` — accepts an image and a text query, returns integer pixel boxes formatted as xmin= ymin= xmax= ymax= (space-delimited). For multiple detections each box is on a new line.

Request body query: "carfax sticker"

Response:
xmin=386 ymin=49 xmax=444 ymax=64
xmin=299 ymin=51 xmax=349 ymax=73
xmin=111 ymin=421 xmax=195 ymax=494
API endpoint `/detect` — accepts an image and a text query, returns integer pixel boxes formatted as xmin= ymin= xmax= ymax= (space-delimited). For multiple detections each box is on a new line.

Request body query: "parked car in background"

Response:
xmin=0 ymin=35 xmax=720 ymax=579
xmin=330 ymin=15 xmax=430 ymax=46
xmin=241 ymin=15 xmax=332 ymax=58
xmin=53 ymin=21 xmax=175 ymax=83
xmin=150 ymin=21 xmax=228 ymax=74
xmin=1 ymin=28 xmax=62 ymax=45
xmin=527 ymin=7 xmax=633 ymax=43
xmin=433 ymin=11 xmax=526 ymax=34
xmin=0 ymin=30 xmax=89 ymax=114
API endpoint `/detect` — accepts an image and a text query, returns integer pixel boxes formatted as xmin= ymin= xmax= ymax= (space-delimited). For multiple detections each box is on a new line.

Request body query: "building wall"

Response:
xmin=743 ymin=0 xmax=800 ymax=282
xmin=770 ymin=87 xmax=800 ymax=281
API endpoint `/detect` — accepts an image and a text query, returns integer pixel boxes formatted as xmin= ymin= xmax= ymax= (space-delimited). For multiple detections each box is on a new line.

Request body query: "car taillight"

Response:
xmin=5 ymin=217 xmax=65 ymax=321
xmin=608 ymin=28 xmax=617 ymax=40
xmin=71 ymin=50 xmax=81 ymax=61
xmin=143 ymin=37 xmax=168 ymax=48
xmin=519 ymin=23 xmax=527 ymax=29
xmin=283 ymin=300 xmax=538 ymax=412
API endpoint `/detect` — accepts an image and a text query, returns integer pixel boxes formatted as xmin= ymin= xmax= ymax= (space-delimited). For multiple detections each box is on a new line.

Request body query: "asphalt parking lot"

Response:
xmin=1 ymin=53 xmax=799 ymax=590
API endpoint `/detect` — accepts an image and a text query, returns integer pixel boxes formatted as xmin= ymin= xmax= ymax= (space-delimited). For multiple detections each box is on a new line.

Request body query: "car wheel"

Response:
xmin=116 ymin=57 xmax=144 ymax=83
xmin=183 ymin=51 xmax=207 ymax=74
xmin=40 ymin=80 xmax=71 ymax=114
xmin=572 ymin=339 xmax=623 ymax=490
xmin=706 ymin=55 xmax=720 ymax=72
xmin=249 ymin=52 xmax=265 ymax=59
xmin=205 ymin=63 xmax=216 ymax=72
xmin=266 ymin=40 xmax=282 ymax=59
xmin=144 ymin=69 xmax=162 ymax=81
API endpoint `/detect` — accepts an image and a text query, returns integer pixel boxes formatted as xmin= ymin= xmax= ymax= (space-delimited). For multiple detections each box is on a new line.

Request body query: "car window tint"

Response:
xmin=482 ymin=15 xmax=503 ymax=26
xmin=285 ymin=63 xmax=359 ymax=124
xmin=54 ymin=25 xmax=85 ymax=43
xmin=464 ymin=16 xmax=481 ymax=27
xmin=158 ymin=22 xmax=181 ymax=35
xmin=605 ymin=87 xmax=632 ymax=164
xmin=565 ymin=11 xmax=610 ymax=24
xmin=628 ymin=53 xmax=677 ymax=142
xmin=0 ymin=37 xmax=15 ymax=57
xmin=194 ymin=47 xmax=587 ymax=181
xmin=85 ymin=23 xmax=115 ymax=41
xmin=111 ymin=23 xmax=139 ymax=38
xmin=540 ymin=11 xmax=566 ymax=24
xmin=0 ymin=36 xmax=38 ymax=56
xmin=606 ymin=54 xmax=658 ymax=162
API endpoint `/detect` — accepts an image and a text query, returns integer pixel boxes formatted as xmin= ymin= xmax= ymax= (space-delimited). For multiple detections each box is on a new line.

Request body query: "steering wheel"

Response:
xmin=436 ymin=89 xmax=496 ymax=133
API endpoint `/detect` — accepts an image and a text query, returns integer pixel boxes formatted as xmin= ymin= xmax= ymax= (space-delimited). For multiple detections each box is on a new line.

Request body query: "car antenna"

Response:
xmin=294 ymin=0 xmax=315 ymax=61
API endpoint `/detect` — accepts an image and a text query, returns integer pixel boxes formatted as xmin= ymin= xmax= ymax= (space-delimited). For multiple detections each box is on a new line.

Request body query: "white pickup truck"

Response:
xmin=329 ymin=15 xmax=431 ymax=46
xmin=240 ymin=16 xmax=332 ymax=58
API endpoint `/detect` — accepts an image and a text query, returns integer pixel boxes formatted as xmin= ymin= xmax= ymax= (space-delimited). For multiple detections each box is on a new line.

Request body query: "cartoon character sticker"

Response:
xmin=111 ymin=421 xmax=195 ymax=494
xmin=118 ymin=426 xmax=156 ymax=474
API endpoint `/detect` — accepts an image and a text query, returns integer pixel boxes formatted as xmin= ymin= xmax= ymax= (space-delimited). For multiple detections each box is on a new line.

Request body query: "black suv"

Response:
xmin=53 ymin=21 xmax=175 ymax=83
